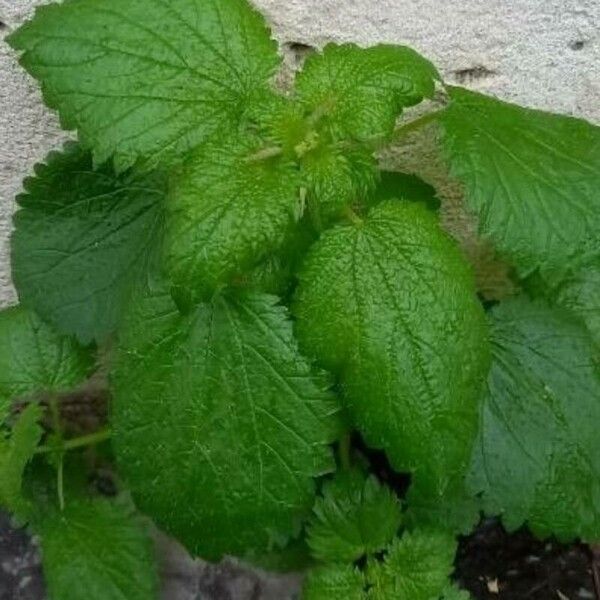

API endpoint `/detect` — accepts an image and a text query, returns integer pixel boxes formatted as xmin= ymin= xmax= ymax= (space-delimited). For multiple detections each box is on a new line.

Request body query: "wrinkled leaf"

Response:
xmin=307 ymin=469 xmax=402 ymax=563
xmin=368 ymin=530 xmax=457 ymax=600
xmin=303 ymin=564 xmax=366 ymax=600
xmin=8 ymin=0 xmax=280 ymax=170
xmin=0 ymin=306 xmax=93 ymax=417
xmin=294 ymin=201 xmax=490 ymax=494
xmin=441 ymin=87 xmax=600 ymax=279
xmin=468 ymin=298 xmax=600 ymax=541
xmin=112 ymin=282 xmax=340 ymax=559
xmin=39 ymin=497 xmax=158 ymax=600
xmin=165 ymin=134 xmax=301 ymax=298
xmin=12 ymin=143 xmax=165 ymax=342
xmin=301 ymin=144 xmax=378 ymax=225
xmin=295 ymin=44 xmax=439 ymax=141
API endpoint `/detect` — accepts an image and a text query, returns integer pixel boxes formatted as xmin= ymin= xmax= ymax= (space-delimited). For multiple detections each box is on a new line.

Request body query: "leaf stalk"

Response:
xmin=36 ymin=428 xmax=111 ymax=455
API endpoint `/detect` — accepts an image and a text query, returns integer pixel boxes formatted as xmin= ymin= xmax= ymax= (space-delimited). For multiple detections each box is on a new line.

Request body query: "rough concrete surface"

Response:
xmin=0 ymin=1 xmax=599 ymax=599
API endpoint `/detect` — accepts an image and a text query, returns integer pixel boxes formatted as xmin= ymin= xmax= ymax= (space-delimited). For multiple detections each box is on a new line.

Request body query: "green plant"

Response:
xmin=1 ymin=0 xmax=599 ymax=598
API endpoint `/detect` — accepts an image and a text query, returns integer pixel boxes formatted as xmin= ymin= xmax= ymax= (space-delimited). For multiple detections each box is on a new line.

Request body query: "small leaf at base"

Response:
xmin=307 ymin=469 xmax=402 ymax=563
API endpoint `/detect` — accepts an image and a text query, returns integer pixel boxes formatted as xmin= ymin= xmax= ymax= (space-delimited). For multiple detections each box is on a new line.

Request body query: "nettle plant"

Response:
xmin=1 ymin=0 xmax=599 ymax=598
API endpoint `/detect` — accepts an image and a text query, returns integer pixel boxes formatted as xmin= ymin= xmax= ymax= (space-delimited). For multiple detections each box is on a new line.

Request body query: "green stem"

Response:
xmin=36 ymin=428 xmax=111 ymax=455
xmin=47 ymin=395 xmax=66 ymax=510
xmin=49 ymin=395 xmax=62 ymax=434
xmin=391 ymin=108 xmax=446 ymax=143
xmin=338 ymin=434 xmax=352 ymax=471
xmin=245 ymin=146 xmax=283 ymax=163
xmin=57 ymin=458 xmax=65 ymax=511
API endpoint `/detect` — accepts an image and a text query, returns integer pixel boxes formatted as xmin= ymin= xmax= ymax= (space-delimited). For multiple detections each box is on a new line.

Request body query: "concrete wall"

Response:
xmin=1 ymin=0 xmax=599 ymax=308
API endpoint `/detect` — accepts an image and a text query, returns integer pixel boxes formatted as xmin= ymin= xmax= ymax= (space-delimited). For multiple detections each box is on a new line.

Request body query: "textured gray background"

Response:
xmin=1 ymin=0 xmax=599 ymax=308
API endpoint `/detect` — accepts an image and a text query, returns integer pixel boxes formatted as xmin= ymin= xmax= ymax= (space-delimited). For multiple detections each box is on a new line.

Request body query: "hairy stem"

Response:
xmin=36 ymin=428 xmax=111 ymax=455
xmin=391 ymin=108 xmax=446 ymax=143
xmin=338 ymin=434 xmax=352 ymax=471
xmin=57 ymin=458 xmax=65 ymax=511
xmin=335 ymin=107 xmax=447 ymax=153
xmin=245 ymin=146 xmax=283 ymax=163
xmin=47 ymin=395 xmax=66 ymax=510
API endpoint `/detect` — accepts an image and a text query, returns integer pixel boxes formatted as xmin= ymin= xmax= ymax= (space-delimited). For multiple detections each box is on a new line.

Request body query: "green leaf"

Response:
xmin=11 ymin=143 xmax=166 ymax=343
xmin=8 ymin=0 xmax=280 ymax=170
xmin=295 ymin=44 xmax=439 ymax=141
xmin=467 ymin=297 xmax=600 ymax=542
xmin=301 ymin=144 xmax=379 ymax=226
xmin=440 ymin=87 xmax=600 ymax=279
xmin=303 ymin=530 xmax=458 ymax=600
xmin=303 ymin=564 xmax=367 ymax=600
xmin=307 ymin=470 xmax=402 ymax=563
xmin=245 ymin=536 xmax=313 ymax=574
xmin=369 ymin=171 xmax=441 ymax=212
xmin=243 ymin=219 xmax=318 ymax=297
xmin=111 ymin=282 xmax=340 ymax=560
xmin=367 ymin=530 xmax=457 ymax=600
xmin=0 ymin=306 xmax=93 ymax=418
xmin=39 ymin=497 xmax=158 ymax=600
xmin=294 ymin=201 xmax=490 ymax=494
xmin=405 ymin=482 xmax=480 ymax=537
xmin=164 ymin=134 xmax=301 ymax=298
xmin=0 ymin=403 xmax=43 ymax=516
xmin=439 ymin=584 xmax=472 ymax=600
xmin=554 ymin=261 xmax=600 ymax=346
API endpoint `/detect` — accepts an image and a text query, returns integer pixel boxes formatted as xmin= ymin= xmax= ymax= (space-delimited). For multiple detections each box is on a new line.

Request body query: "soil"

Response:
xmin=455 ymin=519 xmax=598 ymax=600
xmin=0 ymin=513 xmax=44 ymax=600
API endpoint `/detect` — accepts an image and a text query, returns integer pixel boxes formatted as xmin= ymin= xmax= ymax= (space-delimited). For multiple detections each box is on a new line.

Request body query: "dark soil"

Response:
xmin=0 ymin=513 xmax=44 ymax=600
xmin=456 ymin=519 xmax=598 ymax=600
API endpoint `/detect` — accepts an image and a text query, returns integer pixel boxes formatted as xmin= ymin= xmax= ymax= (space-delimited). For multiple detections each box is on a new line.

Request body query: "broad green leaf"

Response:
xmin=0 ymin=403 xmax=43 ymax=516
xmin=111 ymin=282 xmax=340 ymax=560
xmin=294 ymin=201 xmax=490 ymax=494
xmin=164 ymin=134 xmax=301 ymax=298
xmin=303 ymin=564 xmax=366 ymax=600
xmin=467 ymin=298 xmax=600 ymax=542
xmin=369 ymin=171 xmax=441 ymax=212
xmin=440 ymin=87 xmax=600 ymax=278
xmin=39 ymin=497 xmax=158 ymax=600
xmin=307 ymin=470 xmax=402 ymax=563
xmin=12 ymin=143 xmax=165 ymax=343
xmin=8 ymin=0 xmax=280 ymax=170
xmin=367 ymin=530 xmax=457 ymax=600
xmin=295 ymin=44 xmax=439 ymax=141
xmin=0 ymin=306 xmax=93 ymax=418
